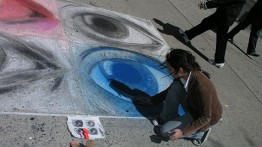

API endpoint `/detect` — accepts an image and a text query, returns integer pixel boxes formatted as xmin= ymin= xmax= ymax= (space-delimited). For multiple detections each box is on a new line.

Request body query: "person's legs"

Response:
xmin=214 ymin=25 xmax=230 ymax=63
xmin=185 ymin=14 xmax=217 ymax=40
xmin=159 ymin=80 xmax=186 ymax=122
xmin=247 ymin=23 xmax=262 ymax=55
xmin=227 ymin=19 xmax=250 ymax=39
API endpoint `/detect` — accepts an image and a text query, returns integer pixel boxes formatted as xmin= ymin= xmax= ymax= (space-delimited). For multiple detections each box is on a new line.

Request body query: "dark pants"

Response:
xmin=228 ymin=19 xmax=262 ymax=54
xmin=185 ymin=15 xmax=229 ymax=63
xmin=248 ymin=24 xmax=262 ymax=54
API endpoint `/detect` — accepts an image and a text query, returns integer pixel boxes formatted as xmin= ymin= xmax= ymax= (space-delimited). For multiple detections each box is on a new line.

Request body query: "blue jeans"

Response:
xmin=159 ymin=80 xmax=186 ymax=122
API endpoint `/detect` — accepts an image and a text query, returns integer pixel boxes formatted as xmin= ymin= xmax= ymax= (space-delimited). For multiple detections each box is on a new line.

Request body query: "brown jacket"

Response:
xmin=151 ymin=71 xmax=223 ymax=136
xmin=182 ymin=71 xmax=222 ymax=135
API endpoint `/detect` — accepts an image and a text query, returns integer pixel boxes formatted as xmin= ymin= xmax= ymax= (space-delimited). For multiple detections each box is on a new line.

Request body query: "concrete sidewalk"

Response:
xmin=0 ymin=0 xmax=261 ymax=146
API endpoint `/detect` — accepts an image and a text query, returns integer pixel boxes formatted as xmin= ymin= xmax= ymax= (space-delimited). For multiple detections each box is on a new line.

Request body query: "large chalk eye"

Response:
xmin=60 ymin=3 xmax=164 ymax=49
xmin=77 ymin=47 xmax=172 ymax=117
xmin=0 ymin=34 xmax=63 ymax=94
xmin=81 ymin=15 xmax=129 ymax=39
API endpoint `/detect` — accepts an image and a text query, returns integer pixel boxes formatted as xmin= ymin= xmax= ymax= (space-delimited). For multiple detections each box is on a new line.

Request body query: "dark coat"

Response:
xmin=245 ymin=0 xmax=262 ymax=24
xmin=206 ymin=0 xmax=246 ymax=26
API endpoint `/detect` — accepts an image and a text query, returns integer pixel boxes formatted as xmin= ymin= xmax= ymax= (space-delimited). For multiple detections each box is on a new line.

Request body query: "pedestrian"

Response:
xmin=180 ymin=0 xmax=246 ymax=68
xmin=228 ymin=0 xmax=262 ymax=57
xmin=134 ymin=49 xmax=223 ymax=146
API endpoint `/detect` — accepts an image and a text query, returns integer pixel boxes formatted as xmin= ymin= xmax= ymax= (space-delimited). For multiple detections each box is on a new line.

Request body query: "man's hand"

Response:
xmin=198 ymin=1 xmax=207 ymax=10
xmin=133 ymin=97 xmax=153 ymax=106
xmin=169 ymin=129 xmax=183 ymax=140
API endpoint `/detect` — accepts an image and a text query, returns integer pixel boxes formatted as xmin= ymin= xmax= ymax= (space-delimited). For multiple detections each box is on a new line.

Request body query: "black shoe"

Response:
xmin=192 ymin=128 xmax=212 ymax=146
xmin=247 ymin=52 xmax=260 ymax=57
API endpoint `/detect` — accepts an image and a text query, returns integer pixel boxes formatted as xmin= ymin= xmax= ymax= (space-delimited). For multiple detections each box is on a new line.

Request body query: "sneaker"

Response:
xmin=179 ymin=29 xmax=190 ymax=43
xmin=151 ymin=119 xmax=159 ymax=126
xmin=247 ymin=52 xmax=260 ymax=57
xmin=192 ymin=128 xmax=212 ymax=146
xmin=151 ymin=117 xmax=164 ymax=126
xmin=208 ymin=59 xmax=225 ymax=68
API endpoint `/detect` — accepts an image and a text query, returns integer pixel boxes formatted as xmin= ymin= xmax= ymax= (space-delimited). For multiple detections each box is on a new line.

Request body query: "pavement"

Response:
xmin=0 ymin=0 xmax=261 ymax=147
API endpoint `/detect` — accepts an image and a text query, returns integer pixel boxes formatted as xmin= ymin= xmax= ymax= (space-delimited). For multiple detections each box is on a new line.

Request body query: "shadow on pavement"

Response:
xmin=150 ymin=135 xmax=169 ymax=144
xmin=153 ymin=18 xmax=209 ymax=62
xmin=228 ymin=40 xmax=252 ymax=59
xmin=109 ymin=80 xmax=162 ymax=119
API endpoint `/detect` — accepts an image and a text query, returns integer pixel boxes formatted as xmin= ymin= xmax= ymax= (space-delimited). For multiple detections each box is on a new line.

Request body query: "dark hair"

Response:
xmin=163 ymin=48 xmax=210 ymax=78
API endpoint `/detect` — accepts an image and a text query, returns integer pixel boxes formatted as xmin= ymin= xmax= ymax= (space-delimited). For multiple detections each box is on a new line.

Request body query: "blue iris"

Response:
xmin=96 ymin=59 xmax=158 ymax=97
